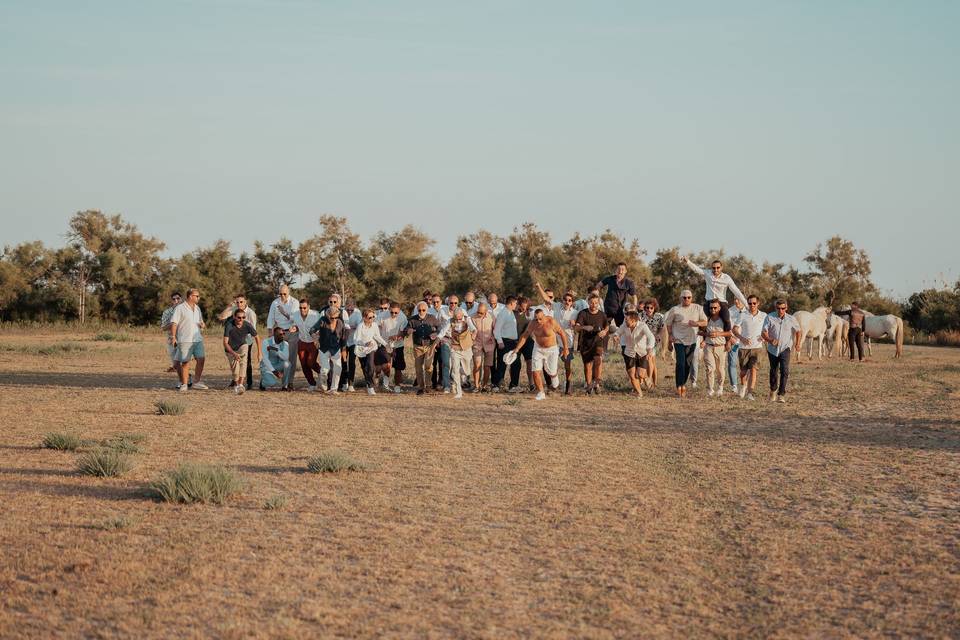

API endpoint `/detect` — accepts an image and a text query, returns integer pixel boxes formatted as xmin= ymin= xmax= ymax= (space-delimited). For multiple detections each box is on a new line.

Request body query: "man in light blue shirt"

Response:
xmin=761 ymin=299 xmax=801 ymax=403
xmin=259 ymin=327 xmax=291 ymax=391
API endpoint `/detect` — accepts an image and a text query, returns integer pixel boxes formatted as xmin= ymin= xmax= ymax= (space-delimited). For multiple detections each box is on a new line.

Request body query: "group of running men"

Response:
xmin=160 ymin=257 xmax=807 ymax=402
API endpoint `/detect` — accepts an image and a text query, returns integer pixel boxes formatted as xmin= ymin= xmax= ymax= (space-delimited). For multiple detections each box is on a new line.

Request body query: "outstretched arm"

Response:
xmin=683 ymin=255 xmax=706 ymax=276
xmin=535 ymin=281 xmax=551 ymax=305
xmin=727 ymin=277 xmax=748 ymax=307
xmin=513 ymin=324 xmax=534 ymax=353
xmin=217 ymin=303 xmax=236 ymax=322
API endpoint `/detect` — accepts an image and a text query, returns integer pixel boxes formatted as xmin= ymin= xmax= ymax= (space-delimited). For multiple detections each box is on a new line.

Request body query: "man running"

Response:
xmin=616 ymin=309 xmax=656 ymax=397
xmin=510 ymin=308 xmax=570 ymax=400
xmin=683 ymin=255 xmax=748 ymax=326
xmin=701 ymin=300 xmax=732 ymax=397
xmin=217 ymin=294 xmax=258 ymax=389
xmin=471 ymin=302 xmax=496 ymax=392
xmin=664 ymin=289 xmax=707 ymax=398
xmin=574 ymin=293 xmax=608 ymax=394
xmin=727 ymin=296 xmax=745 ymax=395
xmin=761 ymin=299 xmax=801 ymax=403
xmin=732 ymin=294 xmax=766 ymax=400
xmin=407 ymin=301 xmax=441 ymax=395
xmin=223 ymin=307 xmax=257 ymax=394
xmin=160 ymin=292 xmax=182 ymax=382
xmin=494 ymin=296 xmax=521 ymax=392
xmin=292 ymin=298 xmax=322 ymax=391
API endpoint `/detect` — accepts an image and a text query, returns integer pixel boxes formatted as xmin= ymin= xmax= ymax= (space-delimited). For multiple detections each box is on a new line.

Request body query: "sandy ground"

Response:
xmin=0 ymin=328 xmax=958 ymax=639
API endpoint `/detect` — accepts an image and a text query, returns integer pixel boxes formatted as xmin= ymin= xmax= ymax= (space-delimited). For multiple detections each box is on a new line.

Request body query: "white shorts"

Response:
xmin=531 ymin=344 xmax=559 ymax=375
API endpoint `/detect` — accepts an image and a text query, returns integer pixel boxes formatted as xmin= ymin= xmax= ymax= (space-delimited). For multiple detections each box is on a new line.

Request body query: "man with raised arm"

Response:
xmin=664 ymin=289 xmax=707 ymax=398
xmin=683 ymin=255 xmax=748 ymax=326
xmin=266 ymin=284 xmax=299 ymax=390
xmin=509 ymin=308 xmax=570 ymax=401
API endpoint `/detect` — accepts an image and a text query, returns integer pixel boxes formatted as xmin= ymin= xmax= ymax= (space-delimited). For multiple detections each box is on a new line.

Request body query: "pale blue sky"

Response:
xmin=1 ymin=1 xmax=957 ymax=297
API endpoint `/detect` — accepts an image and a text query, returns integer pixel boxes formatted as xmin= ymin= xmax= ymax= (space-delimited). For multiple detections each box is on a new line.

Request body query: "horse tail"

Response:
xmin=895 ymin=317 xmax=904 ymax=358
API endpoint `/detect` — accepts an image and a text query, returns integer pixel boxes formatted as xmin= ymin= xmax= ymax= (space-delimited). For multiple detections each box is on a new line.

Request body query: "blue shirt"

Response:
xmin=260 ymin=337 xmax=289 ymax=371
xmin=762 ymin=313 xmax=800 ymax=357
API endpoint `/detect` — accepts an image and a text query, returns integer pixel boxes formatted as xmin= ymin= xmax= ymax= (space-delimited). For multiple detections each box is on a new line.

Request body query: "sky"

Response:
xmin=1 ymin=1 xmax=957 ymax=297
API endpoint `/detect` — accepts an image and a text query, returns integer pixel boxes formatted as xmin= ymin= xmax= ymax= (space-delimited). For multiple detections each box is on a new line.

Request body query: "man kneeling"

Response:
xmin=509 ymin=309 xmax=569 ymax=401
xmin=260 ymin=327 xmax=291 ymax=391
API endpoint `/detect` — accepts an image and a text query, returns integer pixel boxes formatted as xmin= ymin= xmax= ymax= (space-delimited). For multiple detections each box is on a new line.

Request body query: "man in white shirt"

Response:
xmin=460 ymin=291 xmax=479 ymax=316
xmin=378 ymin=301 xmax=408 ymax=392
xmin=217 ymin=293 xmax=258 ymax=390
xmin=732 ymin=294 xmax=767 ymax=400
xmin=169 ymin=288 xmax=209 ymax=392
xmin=292 ymin=298 xmax=322 ymax=391
xmin=616 ymin=310 xmax=656 ymax=397
xmin=761 ymin=299 xmax=801 ymax=403
xmin=702 ymin=300 xmax=732 ymax=397
xmin=664 ymin=289 xmax=707 ymax=398
xmin=683 ymin=255 xmax=748 ymax=327
xmin=266 ymin=285 xmax=299 ymax=390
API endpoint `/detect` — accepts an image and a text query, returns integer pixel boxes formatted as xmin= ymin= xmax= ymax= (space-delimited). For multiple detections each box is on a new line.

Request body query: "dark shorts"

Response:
xmin=580 ymin=344 xmax=604 ymax=361
xmin=738 ymin=347 xmax=762 ymax=370
xmin=391 ymin=347 xmax=406 ymax=371
xmin=373 ymin=346 xmax=390 ymax=366
xmin=621 ymin=348 xmax=646 ymax=371
xmin=605 ymin=308 xmax=625 ymax=327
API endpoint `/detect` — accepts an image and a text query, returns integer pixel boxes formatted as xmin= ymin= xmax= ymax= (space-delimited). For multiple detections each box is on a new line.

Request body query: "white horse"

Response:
xmin=827 ymin=314 xmax=849 ymax=357
xmin=862 ymin=311 xmax=905 ymax=358
xmin=794 ymin=307 xmax=841 ymax=362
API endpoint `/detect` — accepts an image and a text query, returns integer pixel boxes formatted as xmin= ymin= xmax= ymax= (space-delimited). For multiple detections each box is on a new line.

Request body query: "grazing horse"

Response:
xmin=794 ymin=307 xmax=839 ymax=362
xmin=862 ymin=311 xmax=905 ymax=358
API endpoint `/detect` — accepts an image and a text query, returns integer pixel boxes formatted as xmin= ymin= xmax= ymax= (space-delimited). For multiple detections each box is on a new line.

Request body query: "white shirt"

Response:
xmin=493 ymin=308 xmax=518 ymax=341
xmin=762 ymin=313 xmax=801 ymax=357
xmin=684 ymin=257 xmax=748 ymax=306
xmin=664 ymin=303 xmax=707 ymax=346
xmin=439 ymin=306 xmax=476 ymax=333
xmin=353 ymin=322 xmax=388 ymax=356
xmin=617 ymin=322 xmax=656 ymax=358
xmin=292 ymin=309 xmax=321 ymax=338
xmin=171 ymin=302 xmax=204 ymax=343
xmin=553 ymin=303 xmax=579 ymax=346
xmin=378 ymin=311 xmax=408 ymax=348
xmin=267 ymin=296 xmax=299 ymax=330
xmin=487 ymin=303 xmax=506 ymax=322
xmin=736 ymin=310 xmax=767 ymax=349
xmin=344 ymin=309 xmax=363 ymax=346
xmin=460 ymin=301 xmax=479 ymax=316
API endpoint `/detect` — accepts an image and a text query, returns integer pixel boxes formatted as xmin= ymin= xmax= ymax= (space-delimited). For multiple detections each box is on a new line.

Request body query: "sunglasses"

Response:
xmin=777 ymin=307 xmax=787 ymax=311
xmin=682 ymin=296 xmax=692 ymax=299
xmin=236 ymin=314 xmax=246 ymax=319
xmin=390 ymin=311 xmax=399 ymax=315
xmin=365 ymin=315 xmax=375 ymax=320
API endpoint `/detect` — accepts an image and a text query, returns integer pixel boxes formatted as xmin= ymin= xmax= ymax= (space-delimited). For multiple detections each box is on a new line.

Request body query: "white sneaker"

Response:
xmin=381 ymin=378 xmax=389 ymax=390
xmin=691 ymin=381 xmax=698 ymax=389
xmin=739 ymin=386 xmax=748 ymax=399
xmin=746 ymin=393 xmax=755 ymax=401
xmin=730 ymin=385 xmax=738 ymax=394
xmin=535 ymin=391 xmax=546 ymax=400
xmin=393 ymin=386 xmax=402 ymax=394
xmin=308 ymin=385 xmax=317 ymax=392
xmin=777 ymin=395 xmax=786 ymax=403
xmin=454 ymin=392 xmax=463 ymax=399
xmin=191 ymin=381 xmax=208 ymax=390
xmin=550 ymin=377 xmax=560 ymax=389
xmin=347 ymin=385 xmax=355 ymax=392
xmin=443 ymin=388 xmax=450 ymax=395
xmin=178 ymin=384 xmax=188 ymax=393
xmin=367 ymin=387 xmax=376 ymax=396
xmin=717 ymin=388 xmax=724 ymax=397
xmin=235 ymin=385 xmax=244 ymax=395
xmin=707 ymin=389 xmax=715 ymax=397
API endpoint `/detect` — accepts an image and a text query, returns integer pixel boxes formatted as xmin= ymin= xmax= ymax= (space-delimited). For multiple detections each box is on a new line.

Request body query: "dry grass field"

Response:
xmin=1 ymin=327 xmax=958 ymax=638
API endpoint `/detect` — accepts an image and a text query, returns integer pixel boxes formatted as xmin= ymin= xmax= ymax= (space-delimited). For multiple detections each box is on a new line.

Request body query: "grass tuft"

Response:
xmin=503 ymin=397 xmax=522 ymax=407
xmin=99 ymin=516 xmax=136 ymax=530
xmin=149 ymin=463 xmax=243 ymax=504
xmin=93 ymin=331 xmax=137 ymax=342
xmin=77 ymin=447 xmax=135 ymax=477
xmin=263 ymin=495 xmax=288 ymax=510
xmin=1 ymin=342 xmax=88 ymax=356
xmin=306 ymin=450 xmax=367 ymax=474
xmin=41 ymin=432 xmax=83 ymax=451
xmin=155 ymin=399 xmax=187 ymax=416
xmin=100 ymin=434 xmax=145 ymax=454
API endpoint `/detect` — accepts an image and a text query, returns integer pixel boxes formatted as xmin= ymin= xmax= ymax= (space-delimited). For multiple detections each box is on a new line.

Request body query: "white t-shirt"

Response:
xmin=664 ymin=303 xmax=707 ymax=346
xmin=737 ymin=310 xmax=767 ymax=349
xmin=172 ymin=302 xmax=204 ymax=343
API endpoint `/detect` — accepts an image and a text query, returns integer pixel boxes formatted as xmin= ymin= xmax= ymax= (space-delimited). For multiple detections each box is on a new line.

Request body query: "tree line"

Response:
xmin=1 ymin=210 xmax=956 ymax=337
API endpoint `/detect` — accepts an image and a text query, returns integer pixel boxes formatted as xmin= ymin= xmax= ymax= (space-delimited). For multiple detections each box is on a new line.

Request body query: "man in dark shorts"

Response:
xmin=732 ymin=295 xmax=767 ymax=400
xmin=574 ymin=293 xmax=609 ymax=394
xmin=596 ymin=262 xmax=638 ymax=328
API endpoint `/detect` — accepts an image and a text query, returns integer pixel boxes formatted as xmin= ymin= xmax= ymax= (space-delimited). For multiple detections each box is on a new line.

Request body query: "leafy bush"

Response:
xmin=155 ymin=399 xmax=187 ymax=416
xmin=306 ymin=451 xmax=366 ymax=473
xmin=77 ymin=447 xmax=135 ymax=477
xmin=41 ymin=432 xmax=83 ymax=451
xmin=150 ymin=464 xmax=243 ymax=504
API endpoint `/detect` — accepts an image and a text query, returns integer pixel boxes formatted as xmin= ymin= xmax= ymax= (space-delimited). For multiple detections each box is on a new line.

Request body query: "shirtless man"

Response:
xmin=509 ymin=308 xmax=570 ymax=401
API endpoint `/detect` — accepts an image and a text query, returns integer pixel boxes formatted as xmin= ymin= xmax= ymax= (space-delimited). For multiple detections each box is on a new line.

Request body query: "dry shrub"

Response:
xmin=41 ymin=432 xmax=83 ymax=451
xmin=77 ymin=447 xmax=134 ymax=477
xmin=155 ymin=399 xmax=187 ymax=416
xmin=306 ymin=451 xmax=366 ymax=474
xmin=93 ymin=332 xmax=136 ymax=342
xmin=150 ymin=463 xmax=243 ymax=505
xmin=264 ymin=495 xmax=288 ymax=510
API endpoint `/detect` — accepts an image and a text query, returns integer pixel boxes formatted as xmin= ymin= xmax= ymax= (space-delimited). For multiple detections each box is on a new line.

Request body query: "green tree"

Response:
xmin=444 ymin=230 xmax=505 ymax=296
xmin=298 ymin=216 xmax=370 ymax=305
xmin=174 ymin=240 xmax=242 ymax=316
xmin=368 ymin=226 xmax=444 ymax=307
xmin=804 ymin=236 xmax=875 ymax=307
